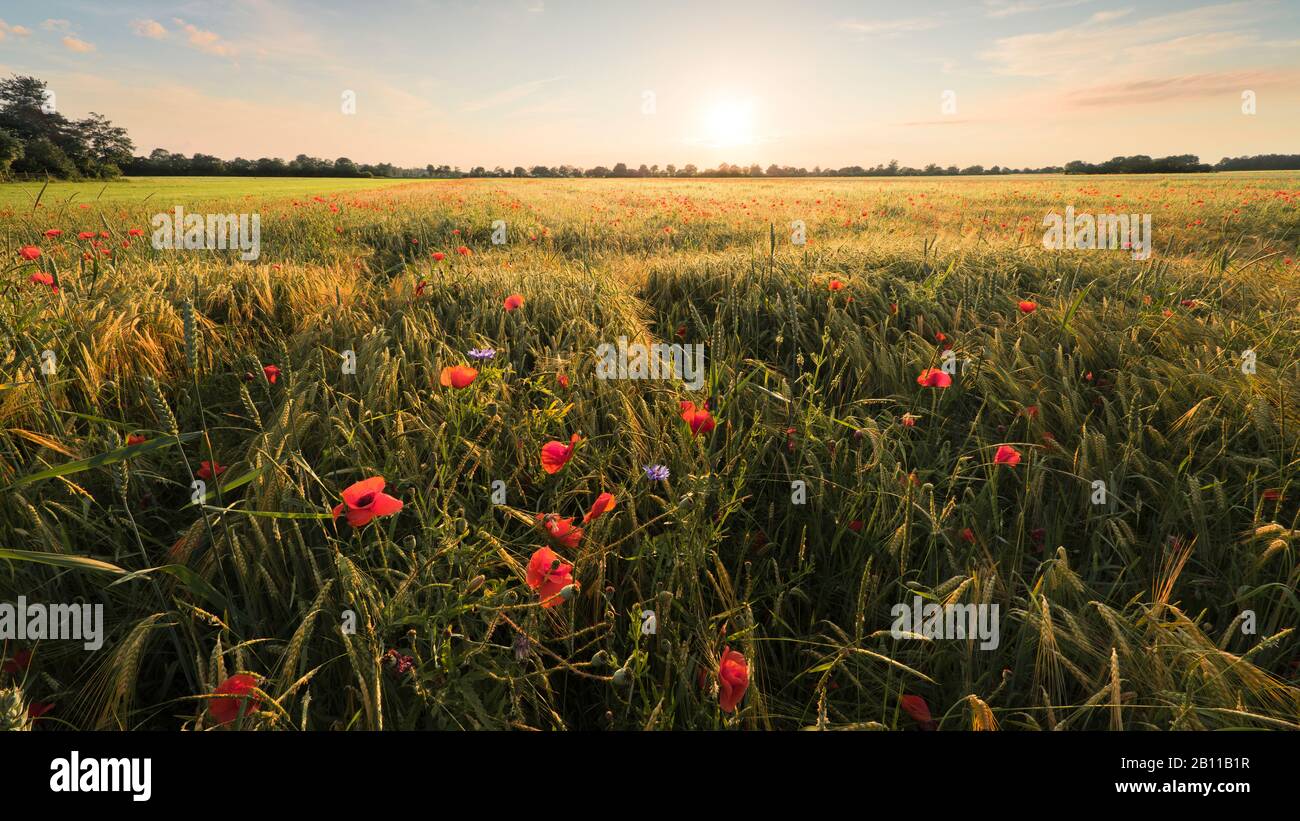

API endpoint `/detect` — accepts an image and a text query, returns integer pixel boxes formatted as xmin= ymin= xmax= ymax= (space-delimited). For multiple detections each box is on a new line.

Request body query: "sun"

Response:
xmin=702 ymin=99 xmax=755 ymax=148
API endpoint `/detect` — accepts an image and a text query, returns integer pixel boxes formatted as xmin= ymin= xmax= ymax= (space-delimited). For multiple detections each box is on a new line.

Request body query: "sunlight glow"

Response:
xmin=701 ymin=99 xmax=755 ymax=148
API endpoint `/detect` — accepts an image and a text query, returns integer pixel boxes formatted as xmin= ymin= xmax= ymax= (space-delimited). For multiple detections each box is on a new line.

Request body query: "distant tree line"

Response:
xmin=116 ymin=154 xmax=1300 ymax=179
xmin=4 ymin=75 xmax=1300 ymax=181
xmin=122 ymin=150 xmax=416 ymax=179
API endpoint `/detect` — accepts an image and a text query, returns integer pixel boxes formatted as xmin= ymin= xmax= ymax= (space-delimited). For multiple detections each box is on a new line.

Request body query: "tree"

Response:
xmin=0 ymin=75 xmax=134 ymax=178
xmin=78 ymin=112 xmax=134 ymax=168
xmin=0 ymin=128 xmax=23 ymax=175
xmin=11 ymin=137 xmax=77 ymax=177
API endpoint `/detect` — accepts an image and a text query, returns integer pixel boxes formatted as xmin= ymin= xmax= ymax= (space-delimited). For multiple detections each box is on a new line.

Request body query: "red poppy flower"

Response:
xmin=960 ymin=527 xmax=976 ymax=544
xmin=679 ymin=401 xmax=716 ymax=436
xmin=439 ymin=365 xmax=478 ymax=389
xmin=994 ymin=445 xmax=1022 ymax=466
xmin=718 ymin=646 xmax=750 ymax=713
xmin=208 ymin=673 xmax=262 ymax=725
xmin=27 ymin=702 xmax=54 ymax=719
xmin=556 ymin=373 xmax=569 ymax=388
xmin=197 ymin=461 xmax=226 ymax=481
xmin=847 ymin=519 xmax=864 ymax=532
xmin=456 ymin=246 xmax=471 ymax=256
xmin=29 ymin=272 xmax=58 ymax=293
xmin=263 ymin=365 xmax=281 ymax=384
xmin=526 ymin=546 xmax=574 ymax=608
xmin=18 ymin=245 xmax=40 ymax=261
xmin=917 ymin=368 xmax=952 ymax=388
xmin=128 ymin=228 xmax=144 ymax=237
xmin=583 ymin=491 xmax=616 ymax=524
xmin=126 ymin=433 xmax=147 ymax=446
xmin=901 ymin=413 xmax=918 ymax=427
xmin=432 ymin=252 xmax=445 ymax=262
xmin=540 ymin=433 xmax=580 ymax=474
xmin=43 ymin=229 xmax=62 ymax=238
xmin=536 ymin=513 xmax=584 ymax=549
xmin=415 ymin=280 xmax=428 ymax=296
xmin=675 ymin=324 xmax=687 ymax=339
xmin=828 ymin=279 xmax=844 ymax=291
xmin=503 ymin=293 xmax=524 ymax=311
xmin=1018 ymin=300 xmax=1037 ymax=313
xmin=1262 ymin=488 xmax=1282 ymax=501
xmin=77 ymin=231 xmax=96 ymax=240
xmin=331 ymin=476 xmax=403 ymax=527
xmin=900 ymin=694 xmax=937 ymax=730
xmin=2 ymin=649 xmax=31 ymax=674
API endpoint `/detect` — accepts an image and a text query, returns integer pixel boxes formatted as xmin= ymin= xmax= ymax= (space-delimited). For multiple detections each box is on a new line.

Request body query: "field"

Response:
xmin=0 ymin=176 xmax=421 ymax=211
xmin=1 ymin=173 xmax=1298 ymax=731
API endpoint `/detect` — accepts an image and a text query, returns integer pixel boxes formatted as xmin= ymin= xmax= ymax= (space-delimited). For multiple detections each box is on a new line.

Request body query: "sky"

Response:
xmin=0 ymin=0 xmax=1297 ymax=169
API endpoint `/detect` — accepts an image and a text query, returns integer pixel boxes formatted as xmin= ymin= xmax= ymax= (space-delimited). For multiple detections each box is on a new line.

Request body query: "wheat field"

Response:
xmin=1 ymin=173 xmax=1297 ymax=730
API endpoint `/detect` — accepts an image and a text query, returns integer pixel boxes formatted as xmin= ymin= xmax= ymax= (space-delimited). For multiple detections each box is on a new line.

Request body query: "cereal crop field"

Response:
xmin=2 ymin=173 xmax=1298 ymax=731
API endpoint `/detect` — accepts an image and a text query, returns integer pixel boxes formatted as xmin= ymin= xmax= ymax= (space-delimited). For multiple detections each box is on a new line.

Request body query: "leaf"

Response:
xmin=0 ymin=548 xmax=126 ymax=575
xmin=1060 ymin=280 xmax=1096 ymax=335
xmin=185 ymin=464 xmax=266 ymax=507
xmin=109 ymin=564 xmax=229 ymax=610
xmin=201 ymin=505 xmax=333 ymax=520
xmin=4 ymin=432 xmax=200 ymax=490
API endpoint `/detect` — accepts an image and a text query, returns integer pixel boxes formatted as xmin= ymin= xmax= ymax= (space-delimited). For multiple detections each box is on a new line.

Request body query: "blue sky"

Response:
xmin=1 ymin=0 xmax=1297 ymax=168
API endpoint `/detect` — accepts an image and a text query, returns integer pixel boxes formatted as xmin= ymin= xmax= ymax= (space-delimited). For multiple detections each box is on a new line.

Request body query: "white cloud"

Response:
xmin=61 ymin=35 xmax=95 ymax=53
xmin=980 ymin=1 xmax=1269 ymax=79
xmin=836 ymin=17 xmax=941 ymax=36
xmin=171 ymin=18 xmax=237 ymax=57
xmin=42 ymin=18 xmax=70 ymax=31
xmin=132 ymin=19 xmax=168 ymax=39
xmin=1088 ymin=8 xmax=1133 ymax=24
xmin=983 ymin=0 xmax=1091 ymax=18
xmin=1061 ymin=68 xmax=1298 ymax=108
xmin=0 ymin=20 xmax=32 ymax=40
